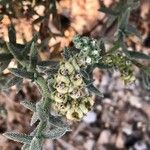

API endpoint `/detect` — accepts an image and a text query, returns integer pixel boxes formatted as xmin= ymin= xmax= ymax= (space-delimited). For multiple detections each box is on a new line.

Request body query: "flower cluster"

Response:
xmin=51 ymin=59 xmax=94 ymax=121
xmin=73 ymin=35 xmax=101 ymax=65
xmin=103 ymin=53 xmax=135 ymax=84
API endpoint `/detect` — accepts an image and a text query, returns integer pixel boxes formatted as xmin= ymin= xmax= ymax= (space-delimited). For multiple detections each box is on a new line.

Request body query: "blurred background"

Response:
xmin=0 ymin=0 xmax=150 ymax=149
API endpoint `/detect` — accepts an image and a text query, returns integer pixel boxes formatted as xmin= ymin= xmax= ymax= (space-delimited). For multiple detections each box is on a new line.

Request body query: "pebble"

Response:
xmin=97 ymin=130 xmax=111 ymax=145
xmin=134 ymin=141 xmax=148 ymax=150
xmin=83 ymin=111 xmax=97 ymax=124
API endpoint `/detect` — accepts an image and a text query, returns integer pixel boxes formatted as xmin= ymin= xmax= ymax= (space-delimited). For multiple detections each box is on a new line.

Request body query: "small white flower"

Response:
xmin=86 ymin=57 xmax=92 ymax=64
xmin=92 ymin=50 xmax=99 ymax=55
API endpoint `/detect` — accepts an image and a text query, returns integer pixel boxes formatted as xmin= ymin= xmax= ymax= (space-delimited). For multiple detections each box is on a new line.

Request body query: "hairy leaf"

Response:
xmin=16 ymin=78 xmax=23 ymax=92
xmin=20 ymin=101 xmax=36 ymax=112
xmin=36 ymin=102 xmax=48 ymax=121
xmin=126 ymin=51 xmax=150 ymax=60
xmin=30 ymin=112 xmax=39 ymax=126
xmin=9 ymin=68 xmax=34 ymax=79
xmin=0 ymin=53 xmax=13 ymax=61
xmin=29 ymin=137 xmax=42 ymax=150
xmin=62 ymin=47 xmax=71 ymax=60
xmin=21 ymin=144 xmax=30 ymax=150
xmin=49 ymin=114 xmax=70 ymax=129
xmin=126 ymin=24 xmax=141 ymax=38
xmin=0 ymin=60 xmax=10 ymax=73
xmin=97 ymin=39 xmax=106 ymax=55
xmin=84 ymin=79 xmax=103 ymax=97
xmin=141 ymin=68 xmax=150 ymax=89
xmin=7 ymin=42 xmax=23 ymax=59
xmin=8 ymin=24 xmax=16 ymax=44
xmin=80 ymin=69 xmax=90 ymax=79
xmin=4 ymin=76 xmax=22 ymax=89
xmin=43 ymin=127 xmax=69 ymax=139
xmin=99 ymin=5 xmax=118 ymax=16
xmin=37 ymin=60 xmax=59 ymax=67
xmin=29 ymin=42 xmax=38 ymax=70
xmin=118 ymin=7 xmax=131 ymax=30
xmin=93 ymin=63 xmax=112 ymax=69
xmin=3 ymin=132 xmax=33 ymax=144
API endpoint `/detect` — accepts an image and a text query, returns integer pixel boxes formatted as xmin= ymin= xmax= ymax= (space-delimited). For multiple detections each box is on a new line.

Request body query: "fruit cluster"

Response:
xmin=51 ymin=59 xmax=94 ymax=121
xmin=103 ymin=53 xmax=135 ymax=84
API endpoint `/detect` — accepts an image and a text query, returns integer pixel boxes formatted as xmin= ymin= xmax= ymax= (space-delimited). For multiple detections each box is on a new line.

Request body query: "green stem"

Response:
xmin=34 ymin=76 xmax=50 ymax=98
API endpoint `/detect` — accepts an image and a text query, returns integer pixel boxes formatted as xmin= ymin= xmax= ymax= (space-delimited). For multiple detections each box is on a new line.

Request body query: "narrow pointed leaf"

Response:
xmin=84 ymin=79 xmax=103 ymax=97
xmin=21 ymin=144 xmax=30 ymax=150
xmin=29 ymin=42 xmax=38 ymax=70
xmin=29 ymin=137 xmax=42 ymax=150
xmin=30 ymin=112 xmax=39 ymax=126
xmin=0 ymin=15 xmax=3 ymax=21
xmin=16 ymin=78 xmax=23 ymax=92
xmin=49 ymin=114 xmax=70 ymax=129
xmin=93 ymin=63 xmax=112 ymax=69
xmin=8 ymin=24 xmax=16 ymax=43
xmin=7 ymin=42 xmax=23 ymax=59
xmin=126 ymin=24 xmax=141 ymax=38
xmin=37 ymin=60 xmax=59 ymax=67
xmin=118 ymin=7 xmax=131 ymax=30
xmin=128 ymin=51 xmax=150 ymax=60
xmin=22 ymin=33 xmax=39 ymax=56
xmin=3 ymin=132 xmax=33 ymax=144
xmin=0 ymin=53 xmax=13 ymax=61
xmin=0 ymin=60 xmax=10 ymax=73
xmin=43 ymin=127 xmax=69 ymax=139
xmin=20 ymin=101 xmax=36 ymax=112
xmin=99 ymin=5 xmax=118 ymax=16
xmin=97 ymin=39 xmax=106 ymax=55
xmin=4 ymin=76 xmax=22 ymax=89
xmin=36 ymin=102 xmax=48 ymax=121
xmin=80 ymin=69 xmax=90 ymax=79
xmin=62 ymin=47 xmax=71 ymax=60
xmin=9 ymin=68 xmax=34 ymax=79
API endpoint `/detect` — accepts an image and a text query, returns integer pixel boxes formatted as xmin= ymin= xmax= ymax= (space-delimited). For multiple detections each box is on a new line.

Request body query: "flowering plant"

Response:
xmin=0 ymin=0 xmax=149 ymax=149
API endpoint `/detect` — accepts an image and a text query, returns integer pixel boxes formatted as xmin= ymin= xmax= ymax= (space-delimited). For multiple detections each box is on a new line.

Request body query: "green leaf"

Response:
xmin=29 ymin=137 xmax=42 ymax=150
xmin=29 ymin=42 xmax=38 ymax=70
xmin=0 ymin=53 xmax=13 ymax=61
xmin=99 ymin=5 xmax=119 ymax=16
xmin=62 ymin=47 xmax=71 ymax=60
xmin=141 ymin=68 xmax=150 ymax=89
xmin=37 ymin=60 xmax=59 ymax=67
xmin=80 ymin=69 xmax=90 ymax=79
xmin=121 ymin=42 xmax=150 ymax=60
xmin=30 ymin=112 xmax=39 ymax=126
xmin=36 ymin=102 xmax=48 ymax=122
xmin=43 ymin=127 xmax=69 ymax=139
xmin=126 ymin=24 xmax=141 ymax=38
xmin=4 ymin=76 xmax=22 ymax=89
xmin=3 ymin=132 xmax=33 ymax=144
xmin=20 ymin=101 xmax=36 ymax=112
xmin=21 ymin=144 xmax=30 ymax=150
xmin=84 ymin=79 xmax=103 ymax=97
xmin=0 ymin=60 xmax=10 ymax=73
xmin=49 ymin=114 xmax=70 ymax=129
xmin=9 ymin=68 xmax=34 ymax=79
xmin=16 ymin=78 xmax=23 ymax=92
xmin=118 ymin=7 xmax=131 ymax=30
xmin=7 ymin=42 xmax=23 ymax=59
xmin=44 ymin=67 xmax=59 ymax=75
xmin=128 ymin=51 xmax=150 ymax=60
xmin=93 ymin=63 xmax=112 ymax=69
xmin=97 ymin=39 xmax=106 ymax=55
xmin=8 ymin=24 xmax=16 ymax=44
xmin=22 ymin=33 xmax=39 ymax=56
xmin=0 ymin=15 xmax=3 ymax=21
